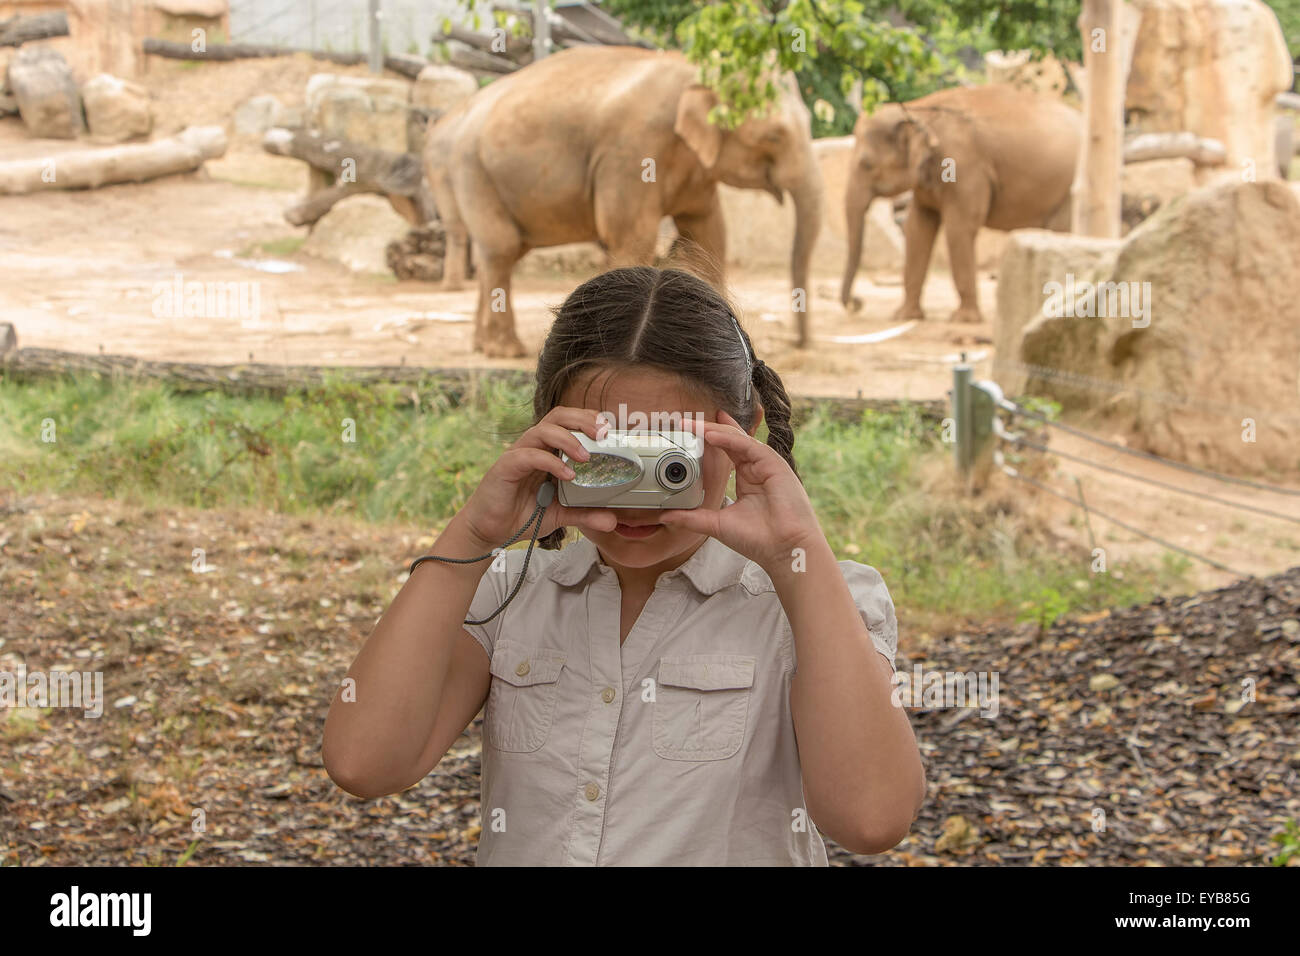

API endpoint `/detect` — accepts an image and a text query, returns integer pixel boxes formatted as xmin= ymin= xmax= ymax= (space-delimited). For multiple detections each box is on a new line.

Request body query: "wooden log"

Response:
xmin=0 ymin=346 xmax=946 ymax=423
xmin=446 ymin=45 xmax=518 ymax=74
xmin=0 ymin=11 xmax=69 ymax=47
xmin=1073 ymin=0 xmax=1124 ymax=238
xmin=1124 ymin=131 xmax=1227 ymax=165
xmin=435 ymin=23 xmax=532 ymax=64
xmin=262 ymin=127 xmax=423 ymax=197
xmin=141 ymin=38 xmax=427 ymax=79
xmin=0 ymin=126 xmax=226 ymax=194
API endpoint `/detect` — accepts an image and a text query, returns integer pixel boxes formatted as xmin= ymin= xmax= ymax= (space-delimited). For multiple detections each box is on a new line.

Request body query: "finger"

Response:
xmin=514 ymin=422 xmax=592 ymax=461
xmin=497 ymin=447 xmax=576 ymax=485
xmin=537 ymin=406 xmax=610 ymax=441
xmin=658 ymin=507 xmax=721 ymax=537
xmin=699 ymin=423 xmax=769 ymax=467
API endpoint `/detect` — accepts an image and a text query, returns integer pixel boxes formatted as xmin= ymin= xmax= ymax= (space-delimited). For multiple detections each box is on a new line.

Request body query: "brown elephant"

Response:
xmin=841 ymin=84 xmax=1082 ymax=323
xmin=423 ymin=45 xmax=824 ymax=356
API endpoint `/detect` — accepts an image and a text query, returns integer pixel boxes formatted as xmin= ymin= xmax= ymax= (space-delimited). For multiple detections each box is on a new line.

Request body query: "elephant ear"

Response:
xmin=675 ymin=86 xmax=723 ymax=171
xmin=905 ymin=120 xmax=944 ymax=189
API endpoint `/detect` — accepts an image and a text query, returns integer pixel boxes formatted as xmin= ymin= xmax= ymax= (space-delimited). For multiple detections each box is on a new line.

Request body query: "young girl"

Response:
xmin=322 ymin=266 xmax=925 ymax=865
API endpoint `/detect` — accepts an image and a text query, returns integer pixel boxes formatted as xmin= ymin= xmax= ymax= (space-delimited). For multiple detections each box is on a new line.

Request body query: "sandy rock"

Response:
xmin=82 ymin=73 xmax=152 ymax=142
xmin=984 ymin=50 xmax=1072 ymax=97
xmin=1121 ymin=157 xmax=1197 ymax=228
xmin=150 ymin=0 xmax=228 ymax=15
xmin=302 ymin=194 xmax=412 ymax=274
xmin=306 ymin=74 xmax=411 ymax=153
xmin=999 ymin=179 xmax=1300 ymax=475
xmin=234 ymin=95 xmax=281 ymax=136
xmin=8 ymin=46 xmax=84 ymax=139
xmin=1126 ymin=0 xmax=1293 ymax=180
xmin=411 ymin=65 xmax=478 ymax=114
xmin=995 ymin=231 xmax=1124 ymax=396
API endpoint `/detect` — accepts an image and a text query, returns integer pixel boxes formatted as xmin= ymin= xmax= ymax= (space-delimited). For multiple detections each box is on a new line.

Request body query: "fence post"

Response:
xmin=533 ymin=0 xmax=551 ymax=61
xmin=953 ymin=362 xmax=972 ymax=477
xmin=969 ymin=379 xmax=1002 ymax=488
xmin=368 ymin=0 xmax=383 ymax=73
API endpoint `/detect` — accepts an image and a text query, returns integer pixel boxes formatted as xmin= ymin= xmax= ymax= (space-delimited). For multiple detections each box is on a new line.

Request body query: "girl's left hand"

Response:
xmin=658 ymin=411 xmax=822 ymax=574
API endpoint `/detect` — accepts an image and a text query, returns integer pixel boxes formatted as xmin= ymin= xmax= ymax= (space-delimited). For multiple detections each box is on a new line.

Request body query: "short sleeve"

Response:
xmin=783 ymin=560 xmax=900 ymax=676
xmin=462 ymin=551 xmax=514 ymax=660
xmin=839 ymin=560 xmax=899 ymax=671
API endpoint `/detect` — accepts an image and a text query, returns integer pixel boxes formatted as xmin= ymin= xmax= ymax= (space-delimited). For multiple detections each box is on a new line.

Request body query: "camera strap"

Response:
xmin=407 ymin=481 xmax=555 ymax=626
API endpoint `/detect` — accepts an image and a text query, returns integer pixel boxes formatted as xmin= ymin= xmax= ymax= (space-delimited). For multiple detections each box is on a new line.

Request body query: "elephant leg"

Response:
xmin=943 ymin=220 xmax=982 ymax=323
xmin=426 ymin=167 xmax=470 ymax=292
xmin=672 ymin=194 xmax=726 ymax=287
xmin=474 ymin=245 xmax=527 ymax=358
xmin=595 ymin=181 xmax=663 ymax=273
xmin=896 ymin=204 xmax=940 ymax=322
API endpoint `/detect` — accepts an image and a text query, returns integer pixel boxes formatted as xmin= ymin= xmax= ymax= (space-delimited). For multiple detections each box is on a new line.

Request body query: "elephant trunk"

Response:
xmin=787 ymin=163 xmax=824 ymax=349
xmin=841 ymin=182 xmax=875 ymax=310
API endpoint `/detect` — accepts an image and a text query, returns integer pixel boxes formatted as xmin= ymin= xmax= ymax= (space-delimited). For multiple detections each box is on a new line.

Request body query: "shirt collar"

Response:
xmin=546 ymin=498 xmax=749 ymax=595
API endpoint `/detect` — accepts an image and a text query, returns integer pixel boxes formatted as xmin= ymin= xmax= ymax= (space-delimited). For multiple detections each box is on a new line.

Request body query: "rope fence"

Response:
xmin=950 ymin=362 xmax=1300 ymax=579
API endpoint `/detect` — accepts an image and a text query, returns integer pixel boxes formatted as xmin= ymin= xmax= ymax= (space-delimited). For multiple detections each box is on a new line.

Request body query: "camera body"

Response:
xmin=557 ymin=430 xmax=704 ymax=509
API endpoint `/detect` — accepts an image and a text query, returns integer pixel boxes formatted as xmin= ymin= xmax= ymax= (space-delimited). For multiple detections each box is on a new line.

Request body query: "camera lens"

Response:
xmin=657 ymin=454 xmax=693 ymax=490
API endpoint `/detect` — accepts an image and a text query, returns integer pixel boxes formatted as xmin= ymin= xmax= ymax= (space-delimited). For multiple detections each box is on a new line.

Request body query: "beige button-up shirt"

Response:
xmin=462 ymin=523 xmax=899 ymax=866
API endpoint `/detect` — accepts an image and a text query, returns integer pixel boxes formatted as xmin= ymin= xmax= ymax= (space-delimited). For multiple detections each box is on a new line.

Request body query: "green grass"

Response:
xmin=238 ymin=237 xmax=306 ymax=257
xmin=0 ymin=377 xmax=1188 ymax=626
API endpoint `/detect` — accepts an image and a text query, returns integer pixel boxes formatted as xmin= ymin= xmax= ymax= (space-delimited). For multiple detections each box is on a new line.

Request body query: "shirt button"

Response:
xmin=515 ymin=660 xmax=530 ymax=677
xmin=585 ymin=783 xmax=600 ymax=802
xmin=601 ymin=686 xmax=615 ymax=703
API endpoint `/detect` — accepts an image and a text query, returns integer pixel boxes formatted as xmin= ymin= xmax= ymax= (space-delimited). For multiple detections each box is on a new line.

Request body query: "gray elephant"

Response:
xmin=841 ymin=84 xmax=1082 ymax=323
xmin=424 ymin=46 xmax=824 ymax=356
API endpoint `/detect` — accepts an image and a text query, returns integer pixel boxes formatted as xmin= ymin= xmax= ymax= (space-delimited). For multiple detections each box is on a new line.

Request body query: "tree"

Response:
xmin=603 ymin=0 xmax=1084 ymax=135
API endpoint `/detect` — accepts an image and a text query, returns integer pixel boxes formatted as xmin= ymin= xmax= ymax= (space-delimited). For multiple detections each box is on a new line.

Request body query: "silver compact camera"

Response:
xmin=557 ymin=430 xmax=704 ymax=509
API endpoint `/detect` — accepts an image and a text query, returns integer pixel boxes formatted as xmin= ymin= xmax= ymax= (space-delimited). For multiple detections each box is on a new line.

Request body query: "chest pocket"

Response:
xmin=485 ymin=639 xmax=567 ymax=753
xmin=652 ymin=654 xmax=756 ymax=761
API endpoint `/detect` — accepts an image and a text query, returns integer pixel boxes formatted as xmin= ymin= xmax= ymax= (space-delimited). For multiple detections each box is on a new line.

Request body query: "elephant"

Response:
xmin=423 ymin=45 xmax=824 ymax=356
xmin=841 ymin=84 xmax=1082 ymax=324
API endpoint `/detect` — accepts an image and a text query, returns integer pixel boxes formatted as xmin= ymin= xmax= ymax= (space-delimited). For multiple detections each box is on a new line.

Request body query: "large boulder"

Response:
xmin=997 ymin=179 xmax=1300 ymax=475
xmin=1126 ymin=0 xmax=1293 ymax=180
xmin=7 ymin=46 xmax=84 ymax=139
xmin=82 ymin=73 xmax=152 ymax=142
xmin=306 ymin=74 xmax=411 ymax=153
xmin=301 ymin=194 xmax=412 ymax=274
xmin=1121 ymin=157 xmax=1198 ymax=228
xmin=411 ymin=65 xmax=478 ymax=115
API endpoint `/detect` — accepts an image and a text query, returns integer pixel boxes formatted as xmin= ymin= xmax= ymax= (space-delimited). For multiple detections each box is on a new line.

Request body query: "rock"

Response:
xmin=999 ymin=179 xmax=1300 ymax=476
xmin=302 ymin=194 xmax=412 ymax=274
xmin=81 ymin=73 xmax=152 ymax=143
xmin=176 ymin=124 xmax=228 ymax=160
xmin=234 ymin=94 xmax=281 ymax=136
xmin=306 ymin=73 xmax=412 ymax=153
xmin=995 ymin=231 xmax=1123 ymax=395
xmin=0 ymin=92 xmax=17 ymax=117
xmin=151 ymin=0 xmax=228 ymax=15
xmin=410 ymin=65 xmax=478 ymax=114
xmin=985 ymin=49 xmax=1072 ymax=97
xmin=1126 ymin=0 xmax=1294 ymax=180
xmin=1121 ymin=157 xmax=1197 ymax=229
xmin=7 ymin=46 xmax=84 ymax=139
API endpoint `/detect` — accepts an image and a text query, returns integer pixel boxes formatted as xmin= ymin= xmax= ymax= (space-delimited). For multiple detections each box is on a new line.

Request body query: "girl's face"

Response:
xmin=557 ymin=366 xmax=758 ymax=572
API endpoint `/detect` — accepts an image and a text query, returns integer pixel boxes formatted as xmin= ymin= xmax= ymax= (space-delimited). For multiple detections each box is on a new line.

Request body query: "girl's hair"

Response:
xmin=532 ymin=265 xmax=799 ymax=549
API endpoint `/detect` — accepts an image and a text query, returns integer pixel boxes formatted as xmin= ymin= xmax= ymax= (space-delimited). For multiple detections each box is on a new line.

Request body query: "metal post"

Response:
xmin=953 ymin=362 xmax=972 ymax=476
xmin=533 ymin=0 xmax=550 ymax=62
xmin=368 ymin=0 xmax=383 ymax=74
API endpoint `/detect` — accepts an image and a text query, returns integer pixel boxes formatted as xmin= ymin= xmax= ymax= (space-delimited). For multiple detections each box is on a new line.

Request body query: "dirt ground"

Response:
xmin=2 ymin=57 xmax=1298 ymax=595
xmin=3 ymin=491 xmax=1296 ymax=866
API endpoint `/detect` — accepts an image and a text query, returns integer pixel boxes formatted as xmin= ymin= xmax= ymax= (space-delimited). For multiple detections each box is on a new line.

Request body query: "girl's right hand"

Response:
xmin=453 ymin=406 xmax=620 ymax=551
